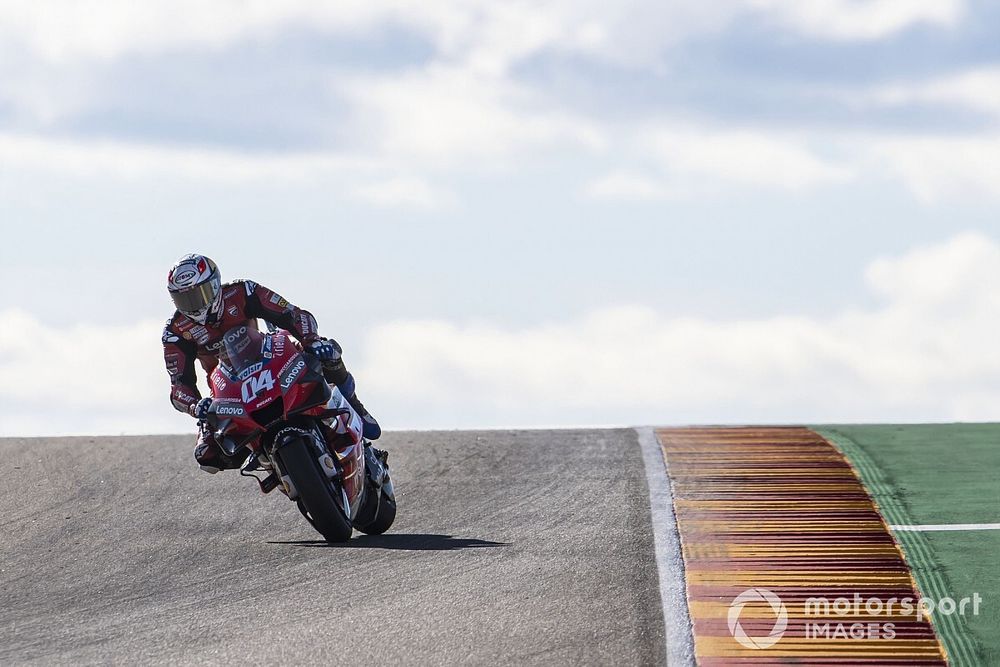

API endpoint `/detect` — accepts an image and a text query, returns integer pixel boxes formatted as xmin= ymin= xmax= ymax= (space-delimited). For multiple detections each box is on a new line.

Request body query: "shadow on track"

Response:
xmin=268 ymin=533 xmax=510 ymax=551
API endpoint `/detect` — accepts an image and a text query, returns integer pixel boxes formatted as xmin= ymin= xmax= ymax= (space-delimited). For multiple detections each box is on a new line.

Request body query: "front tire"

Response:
xmin=278 ymin=436 xmax=353 ymax=542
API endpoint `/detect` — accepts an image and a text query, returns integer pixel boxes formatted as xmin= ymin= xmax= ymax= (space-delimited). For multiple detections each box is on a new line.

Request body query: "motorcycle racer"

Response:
xmin=162 ymin=253 xmax=381 ymax=473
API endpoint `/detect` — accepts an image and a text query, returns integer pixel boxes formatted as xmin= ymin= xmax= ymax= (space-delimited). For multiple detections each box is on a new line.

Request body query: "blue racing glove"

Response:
xmin=307 ymin=338 xmax=340 ymax=361
xmin=191 ymin=397 xmax=213 ymax=420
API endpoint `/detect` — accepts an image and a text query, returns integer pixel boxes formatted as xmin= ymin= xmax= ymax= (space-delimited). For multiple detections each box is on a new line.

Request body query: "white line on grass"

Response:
xmin=636 ymin=427 xmax=695 ymax=667
xmin=890 ymin=523 xmax=1000 ymax=532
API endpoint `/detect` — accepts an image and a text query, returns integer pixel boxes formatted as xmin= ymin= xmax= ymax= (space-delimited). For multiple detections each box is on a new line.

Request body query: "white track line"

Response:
xmin=890 ymin=523 xmax=1000 ymax=532
xmin=636 ymin=427 xmax=695 ymax=667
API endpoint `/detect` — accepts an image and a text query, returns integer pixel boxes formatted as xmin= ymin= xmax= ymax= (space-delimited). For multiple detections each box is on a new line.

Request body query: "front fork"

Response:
xmin=251 ymin=421 xmax=390 ymax=518
xmin=240 ymin=446 xmax=283 ymax=495
xmin=249 ymin=426 xmax=333 ymax=501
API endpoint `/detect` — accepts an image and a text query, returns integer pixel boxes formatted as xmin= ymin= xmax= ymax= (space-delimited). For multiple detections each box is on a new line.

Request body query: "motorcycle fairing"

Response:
xmin=206 ymin=326 xmax=368 ymax=521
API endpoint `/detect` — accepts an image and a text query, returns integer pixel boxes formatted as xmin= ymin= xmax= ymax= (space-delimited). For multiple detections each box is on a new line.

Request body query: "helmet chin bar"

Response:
xmin=183 ymin=293 xmax=221 ymax=325
xmin=185 ymin=306 xmax=211 ymax=325
xmin=205 ymin=291 xmax=225 ymax=325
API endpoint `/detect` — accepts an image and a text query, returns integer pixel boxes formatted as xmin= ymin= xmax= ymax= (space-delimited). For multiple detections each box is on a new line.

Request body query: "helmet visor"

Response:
xmin=170 ymin=275 xmax=220 ymax=315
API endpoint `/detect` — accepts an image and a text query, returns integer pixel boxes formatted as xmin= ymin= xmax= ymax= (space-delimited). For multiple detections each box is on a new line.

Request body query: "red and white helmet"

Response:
xmin=167 ymin=254 xmax=223 ymax=325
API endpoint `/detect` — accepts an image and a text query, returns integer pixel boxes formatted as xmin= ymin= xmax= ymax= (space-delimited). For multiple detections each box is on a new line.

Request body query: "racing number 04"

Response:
xmin=241 ymin=369 xmax=275 ymax=403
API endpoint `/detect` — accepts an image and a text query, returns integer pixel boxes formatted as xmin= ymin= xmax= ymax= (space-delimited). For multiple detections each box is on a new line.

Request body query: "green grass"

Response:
xmin=815 ymin=424 xmax=1000 ymax=666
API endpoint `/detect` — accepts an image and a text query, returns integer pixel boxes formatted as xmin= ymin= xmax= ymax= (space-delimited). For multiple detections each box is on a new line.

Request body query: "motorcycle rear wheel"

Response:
xmin=355 ymin=492 xmax=396 ymax=535
xmin=279 ymin=436 xmax=353 ymax=542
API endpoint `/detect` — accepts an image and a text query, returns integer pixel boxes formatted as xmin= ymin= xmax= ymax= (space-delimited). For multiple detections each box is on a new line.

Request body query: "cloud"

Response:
xmin=5 ymin=131 xmax=481 ymax=210
xmin=0 ymin=1 xmax=394 ymax=63
xmin=0 ymin=310 xmax=192 ymax=435
xmin=358 ymin=232 xmax=1000 ymax=427
xmin=866 ymin=231 xmax=1000 ymax=306
xmin=585 ymin=124 xmax=853 ymax=200
xmin=747 ymin=0 xmax=964 ymax=41
xmin=4 ymin=232 xmax=1000 ymax=435
xmin=646 ymin=125 xmax=852 ymax=190
xmin=350 ymin=176 xmax=455 ymax=209
xmin=586 ymin=119 xmax=1000 ymax=204
xmin=585 ymin=171 xmax=668 ymax=201
xmin=4 ymin=110 xmax=998 ymax=214
xmin=338 ymin=64 xmax=605 ymax=166
xmin=0 ymin=133 xmax=457 ymax=209
xmin=865 ymin=133 xmax=1000 ymax=202
xmin=0 ymin=0 xmax=962 ymax=68
xmin=864 ymin=66 xmax=1000 ymax=118
xmin=0 ymin=0 xmax=984 ymax=210
xmin=0 ymin=133 xmax=377 ymax=183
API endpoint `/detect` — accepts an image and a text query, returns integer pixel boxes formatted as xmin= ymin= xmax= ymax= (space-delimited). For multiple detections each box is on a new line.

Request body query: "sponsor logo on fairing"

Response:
xmin=281 ymin=359 xmax=306 ymax=390
xmin=207 ymin=325 xmax=248 ymax=353
xmin=216 ymin=405 xmax=244 ymax=417
xmin=228 ymin=305 xmax=238 ymax=316
xmin=237 ymin=362 xmax=264 ymax=380
xmin=212 ymin=374 xmax=227 ymax=390
xmin=225 ymin=326 xmax=247 ymax=344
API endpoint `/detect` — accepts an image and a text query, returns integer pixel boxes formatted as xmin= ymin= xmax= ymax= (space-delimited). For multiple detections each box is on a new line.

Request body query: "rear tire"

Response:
xmin=278 ymin=436 xmax=353 ymax=542
xmin=356 ymin=491 xmax=396 ymax=535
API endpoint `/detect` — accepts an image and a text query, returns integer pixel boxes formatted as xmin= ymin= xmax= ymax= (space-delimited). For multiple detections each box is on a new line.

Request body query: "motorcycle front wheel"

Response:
xmin=278 ymin=436 xmax=353 ymax=542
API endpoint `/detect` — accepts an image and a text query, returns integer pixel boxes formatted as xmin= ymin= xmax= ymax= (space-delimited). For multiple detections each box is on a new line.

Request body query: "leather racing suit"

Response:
xmin=161 ymin=279 xmax=359 ymax=470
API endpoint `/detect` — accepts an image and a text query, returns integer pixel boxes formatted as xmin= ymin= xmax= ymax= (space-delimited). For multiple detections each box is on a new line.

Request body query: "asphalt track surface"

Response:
xmin=0 ymin=429 xmax=665 ymax=665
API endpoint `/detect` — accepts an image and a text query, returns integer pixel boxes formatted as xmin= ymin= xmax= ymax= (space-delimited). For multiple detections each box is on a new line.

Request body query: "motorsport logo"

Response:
xmin=727 ymin=588 xmax=787 ymax=649
xmin=727 ymin=588 xmax=983 ymax=649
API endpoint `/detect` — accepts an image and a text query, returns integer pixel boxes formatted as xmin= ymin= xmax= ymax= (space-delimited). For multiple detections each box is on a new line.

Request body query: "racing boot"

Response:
xmin=363 ymin=440 xmax=389 ymax=485
xmin=347 ymin=392 xmax=382 ymax=440
xmin=193 ymin=424 xmax=244 ymax=474
xmin=327 ymin=367 xmax=381 ymax=440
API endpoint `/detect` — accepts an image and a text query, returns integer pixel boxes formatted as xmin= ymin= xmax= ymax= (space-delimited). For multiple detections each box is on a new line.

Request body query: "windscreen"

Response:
xmin=221 ymin=325 xmax=264 ymax=374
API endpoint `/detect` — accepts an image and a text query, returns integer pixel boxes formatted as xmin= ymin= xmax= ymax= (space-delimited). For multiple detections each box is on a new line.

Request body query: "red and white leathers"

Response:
xmin=162 ymin=279 xmax=322 ymax=417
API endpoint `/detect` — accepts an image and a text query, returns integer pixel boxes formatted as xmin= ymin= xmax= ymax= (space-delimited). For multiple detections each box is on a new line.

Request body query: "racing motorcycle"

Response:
xmin=201 ymin=324 xmax=396 ymax=542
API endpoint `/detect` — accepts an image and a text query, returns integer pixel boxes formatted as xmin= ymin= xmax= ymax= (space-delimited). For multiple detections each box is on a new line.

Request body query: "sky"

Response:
xmin=4 ymin=0 xmax=1000 ymax=436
